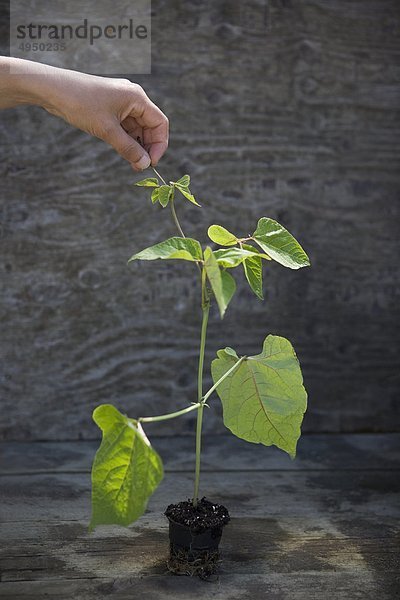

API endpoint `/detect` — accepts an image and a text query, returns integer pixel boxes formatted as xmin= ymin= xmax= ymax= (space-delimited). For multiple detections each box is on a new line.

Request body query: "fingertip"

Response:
xmin=134 ymin=154 xmax=151 ymax=171
xmin=149 ymin=141 xmax=168 ymax=167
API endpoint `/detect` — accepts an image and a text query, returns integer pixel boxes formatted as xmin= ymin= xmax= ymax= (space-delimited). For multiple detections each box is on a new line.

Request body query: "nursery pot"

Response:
xmin=168 ymin=517 xmax=224 ymax=554
xmin=165 ymin=498 xmax=230 ymax=577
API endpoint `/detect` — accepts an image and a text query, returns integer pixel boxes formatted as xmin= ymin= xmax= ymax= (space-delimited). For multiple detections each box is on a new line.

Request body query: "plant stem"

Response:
xmin=138 ymin=402 xmax=201 ymax=424
xmin=170 ymin=198 xmax=186 ymax=238
xmin=193 ymin=270 xmax=210 ymax=507
xmin=202 ymin=356 xmax=246 ymax=404
xmin=152 ymin=166 xmax=208 ymax=505
xmin=152 ymin=166 xmax=167 ymax=186
xmin=152 ymin=166 xmax=187 ymax=239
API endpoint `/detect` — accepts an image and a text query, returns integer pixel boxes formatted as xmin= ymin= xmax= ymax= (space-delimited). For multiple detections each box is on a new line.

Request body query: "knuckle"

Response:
xmin=129 ymin=82 xmax=145 ymax=96
xmin=117 ymin=79 xmax=145 ymax=98
xmin=133 ymin=83 xmax=145 ymax=94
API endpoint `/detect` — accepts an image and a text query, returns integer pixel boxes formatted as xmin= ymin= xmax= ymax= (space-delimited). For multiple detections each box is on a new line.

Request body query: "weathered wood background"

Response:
xmin=1 ymin=434 xmax=399 ymax=598
xmin=1 ymin=0 xmax=399 ymax=440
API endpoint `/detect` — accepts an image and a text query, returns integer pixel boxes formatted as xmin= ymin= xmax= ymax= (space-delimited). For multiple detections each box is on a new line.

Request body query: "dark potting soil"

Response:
xmin=165 ymin=497 xmax=230 ymax=534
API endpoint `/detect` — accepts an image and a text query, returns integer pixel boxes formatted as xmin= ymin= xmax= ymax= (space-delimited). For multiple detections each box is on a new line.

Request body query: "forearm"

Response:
xmin=0 ymin=57 xmax=61 ymax=110
xmin=0 ymin=57 xmax=168 ymax=170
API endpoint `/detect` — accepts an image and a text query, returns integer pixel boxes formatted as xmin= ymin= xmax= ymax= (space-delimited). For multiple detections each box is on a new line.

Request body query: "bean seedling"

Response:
xmin=89 ymin=168 xmax=310 ymax=531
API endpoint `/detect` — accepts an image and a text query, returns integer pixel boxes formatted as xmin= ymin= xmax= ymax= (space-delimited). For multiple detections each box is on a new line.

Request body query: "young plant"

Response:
xmin=89 ymin=168 xmax=310 ymax=531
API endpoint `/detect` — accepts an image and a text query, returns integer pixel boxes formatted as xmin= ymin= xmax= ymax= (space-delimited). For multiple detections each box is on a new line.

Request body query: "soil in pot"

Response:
xmin=165 ymin=497 xmax=230 ymax=579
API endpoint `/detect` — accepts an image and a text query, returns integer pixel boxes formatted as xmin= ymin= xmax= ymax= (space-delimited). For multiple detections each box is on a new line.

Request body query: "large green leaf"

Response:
xmin=204 ymin=247 xmax=236 ymax=318
xmin=242 ymin=243 xmax=263 ymax=300
xmin=90 ymin=404 xmax=163 ymax=530
xmin=213 ymin=246 xmax=271 ymax=269
xmin=253 ymin=218 xmax=310 ymax=269
xmin=211 ymin=335 xmax=307 ymax=458
xmin=207 ymin=225 xmax=237 ymax=246
xmin=128 ymin=237 xmax=203 ymax=263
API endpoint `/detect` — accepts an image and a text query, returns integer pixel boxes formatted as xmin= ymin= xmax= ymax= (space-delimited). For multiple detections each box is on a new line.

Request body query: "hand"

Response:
xmin=0 ymin=58 xmax=169 ymax=171
xmin=45 ymin=72 xmax=169 ymax=171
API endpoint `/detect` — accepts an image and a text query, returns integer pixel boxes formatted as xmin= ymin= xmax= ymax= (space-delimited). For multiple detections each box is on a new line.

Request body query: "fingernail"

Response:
xmin=135 ymin=154 xmax=151 ymax=171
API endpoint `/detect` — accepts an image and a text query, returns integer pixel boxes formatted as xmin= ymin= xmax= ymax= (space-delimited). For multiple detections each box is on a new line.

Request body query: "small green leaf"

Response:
xmin=90 ymin=404 xmax=163 ymax=530
xmin=158 ymin=185 xmax=174 ymax=208
xmin=207 ymin=225 xmax=238 ymax=246
xmin=224 ymin=347 xmax=239 ymax=358
xmin=221 ymin=270 xmax=236 ymax=312
xmin=253 ymin=218 xmax=310 ymax=269
xmin=174 ymin=174 xmax=190 ymax=187
xmin=151 ymin=188 xmax=160 ymax=204
xmin=213 ymin=248 xmax=247 ymax=268
xmin=128 ymin=237 xmax=203 ymax=263
xmin=213 ymin=247 xmax=270 ymax=269
xmin=211 ymin=335 xmax=307 ymax=458
xmin=204 ymin=247 xmax=236 ymax=318
xmin=135 ymin=178 xmax=159 ymax=187
xmin=175 ymin=184 xmax=201 ymax=207
xmin=242 ymin=243 xmax=263 ymax=300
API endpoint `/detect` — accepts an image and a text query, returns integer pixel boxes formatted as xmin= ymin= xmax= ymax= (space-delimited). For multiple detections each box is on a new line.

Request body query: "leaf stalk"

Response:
xmin=202 ymin=356 xmax=246 ymax=404
xmin=138 ymin=402 xmax=201 ymax=423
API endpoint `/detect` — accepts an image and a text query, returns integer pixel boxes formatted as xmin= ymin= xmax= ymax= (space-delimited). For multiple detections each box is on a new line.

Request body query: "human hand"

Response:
xmin=45 ymin=71 xmax=169 ymax=171
xmin=0 ymin=58 xmax=169 ymax=171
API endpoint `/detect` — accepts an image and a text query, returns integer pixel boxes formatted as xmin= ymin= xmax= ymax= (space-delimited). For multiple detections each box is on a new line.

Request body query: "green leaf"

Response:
xmin=204 ymin=247 xmax=236 ymax=318
xmin=128 ymin=237 xmax=203 ymax=263
xmin=207 ymin=225 xmax=237 ymax=246
xmin=135 ymin=177 xmax=159 ymax=187
xmin=213 ymin=247 xmax=270 ymax=269
xmin=242 ymin=243 xmax=263 ymax=300
xmin=158 ymin=185 xmax=174 ymax=208
xmin=174 ymin=174 xmax=190 ymax=187
xmin=175 ymin=184 xmax=201 ymax=207
xmin=224 ymin=347 xmax=239 ymax=359
xmin=253 ymin=218 xmax=310 ymax=269
xmin=90 ymin=404 xmax=163 ymax=530
xmin=211 ymin=335 xmax=307 ymax=458
xmin=151 ymin=188 xmax=160 ymax=204
xmin=220 ymin=270 xmax=236 ymax=313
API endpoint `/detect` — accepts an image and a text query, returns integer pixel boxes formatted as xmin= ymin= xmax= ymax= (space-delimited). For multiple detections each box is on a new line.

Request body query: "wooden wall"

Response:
xmin=1 ymin=0 xmax=399 ymax=440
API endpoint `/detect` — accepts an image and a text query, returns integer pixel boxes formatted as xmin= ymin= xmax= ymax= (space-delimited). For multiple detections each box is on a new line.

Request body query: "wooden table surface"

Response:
xmin=1 ymin=434 xmax=399 ymax=599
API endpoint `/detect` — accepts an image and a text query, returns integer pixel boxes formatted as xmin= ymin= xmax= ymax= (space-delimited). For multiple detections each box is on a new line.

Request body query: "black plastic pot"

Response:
xmin=168 ymin=517 xmax=224 ymax=557
xmin=165 ymin=500 xmax=230 ymax=577
xmin=166 ymin=517 xmax=227 ymax=577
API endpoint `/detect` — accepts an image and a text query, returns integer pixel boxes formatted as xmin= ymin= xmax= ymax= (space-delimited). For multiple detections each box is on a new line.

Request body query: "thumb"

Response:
xmin=103 ymin=121 xmax=151 ymax=171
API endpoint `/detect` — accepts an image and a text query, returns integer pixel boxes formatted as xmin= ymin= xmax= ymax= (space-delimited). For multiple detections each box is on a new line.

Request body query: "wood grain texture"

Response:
xmin=2 ymin=433 xmax=400 ymax=475
xmin=0 ymin=1 xmax=400 ymax=440
xmin=0 ymin=435 xmax=399 ymax=598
